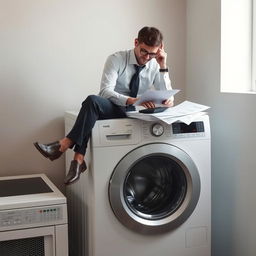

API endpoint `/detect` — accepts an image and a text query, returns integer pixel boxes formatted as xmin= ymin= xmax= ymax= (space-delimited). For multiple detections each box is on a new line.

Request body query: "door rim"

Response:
xmin=109 ymin=143 xmax=201 ymax=234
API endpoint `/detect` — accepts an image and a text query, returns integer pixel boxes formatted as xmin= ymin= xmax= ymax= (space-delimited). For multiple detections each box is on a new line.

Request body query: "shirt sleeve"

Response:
xmin=153 ymin=67 xmax=172 ymax=91
xmin=99 ymin=54 xmax=129 ymax=106
xmin=152 ymin=65 xmax=174 ymax=101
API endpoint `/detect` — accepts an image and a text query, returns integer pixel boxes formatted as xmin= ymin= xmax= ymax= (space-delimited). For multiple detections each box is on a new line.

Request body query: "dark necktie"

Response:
xmin=129 ymin=65 xmax=145 ymax=97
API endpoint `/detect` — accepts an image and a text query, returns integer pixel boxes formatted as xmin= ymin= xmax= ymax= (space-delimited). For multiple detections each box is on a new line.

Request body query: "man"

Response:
xmin=34 ymin=26 xmax=173 ymax=185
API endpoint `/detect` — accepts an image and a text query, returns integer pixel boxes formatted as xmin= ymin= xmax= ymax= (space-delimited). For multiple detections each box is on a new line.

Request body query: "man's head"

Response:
xmin=134 ymin=26 xmax=163 ymax=65
xmin=137 ymin=26 xmax=163 ymax=46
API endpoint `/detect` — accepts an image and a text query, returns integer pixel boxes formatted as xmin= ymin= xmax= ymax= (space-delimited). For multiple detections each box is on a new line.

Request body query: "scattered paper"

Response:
xmin=135 ymin=89 xmax=180 ymax=106
xmin=155 ymin=101 xmax=210 ymax=117
xmin=127 ymin=101 xmax=210 ymax=125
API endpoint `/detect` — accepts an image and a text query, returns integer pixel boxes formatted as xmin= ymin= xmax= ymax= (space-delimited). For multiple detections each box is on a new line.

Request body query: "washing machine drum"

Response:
xmin=109 ymin=143 xmax=201 ymax=234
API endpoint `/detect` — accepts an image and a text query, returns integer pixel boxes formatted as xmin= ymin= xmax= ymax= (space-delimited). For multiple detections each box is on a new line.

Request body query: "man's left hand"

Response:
xmin=162 ymin=98 xmax=174 ymax=107
xmin=155 ymin=43 xmax=167 ymax=68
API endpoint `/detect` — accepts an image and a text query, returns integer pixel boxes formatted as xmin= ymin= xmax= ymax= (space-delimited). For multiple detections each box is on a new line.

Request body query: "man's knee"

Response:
xmin=82 ymin=95 xmax=100 ymax=106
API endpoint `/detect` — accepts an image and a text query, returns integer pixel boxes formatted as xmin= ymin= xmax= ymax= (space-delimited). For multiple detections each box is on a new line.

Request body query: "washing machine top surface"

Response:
xmin=0 ymin=174 xmax=66 ymax=210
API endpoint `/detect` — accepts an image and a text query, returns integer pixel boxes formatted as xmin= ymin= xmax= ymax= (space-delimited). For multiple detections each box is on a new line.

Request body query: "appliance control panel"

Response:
xmin=142 ymin=121 xmax=205 ymax=139
xmin=172 ymin=121 xmax=205 ymax=138
xmin=0 ymin=204 xmax=66 ymax=231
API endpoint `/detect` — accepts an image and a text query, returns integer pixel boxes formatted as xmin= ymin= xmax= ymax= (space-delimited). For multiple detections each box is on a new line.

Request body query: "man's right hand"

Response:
xmin=141 ymin=101 xmax=155 ymax=109
xmin=126 ymin=97 xmax=138 ymax=105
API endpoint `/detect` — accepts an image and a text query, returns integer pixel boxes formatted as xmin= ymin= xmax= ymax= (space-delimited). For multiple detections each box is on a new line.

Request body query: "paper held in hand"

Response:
xmin=134 ymin=89 xmax=180 ymax=106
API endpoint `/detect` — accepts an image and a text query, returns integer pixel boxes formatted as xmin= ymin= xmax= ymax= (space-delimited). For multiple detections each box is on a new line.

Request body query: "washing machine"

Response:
xmin=65 ymin=112 xmax=211 ymax=256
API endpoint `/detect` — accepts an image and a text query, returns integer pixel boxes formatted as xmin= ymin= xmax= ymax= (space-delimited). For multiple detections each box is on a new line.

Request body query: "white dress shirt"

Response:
xmin=99 ymin=49 xmax=172 ymax=106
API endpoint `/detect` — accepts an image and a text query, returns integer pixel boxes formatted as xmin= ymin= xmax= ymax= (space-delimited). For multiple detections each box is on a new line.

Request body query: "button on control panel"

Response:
xmin=142 ymin=122 xmax=171 ymax=139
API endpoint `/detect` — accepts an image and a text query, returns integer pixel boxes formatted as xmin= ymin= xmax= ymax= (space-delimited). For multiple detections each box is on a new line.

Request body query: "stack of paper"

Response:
xmin=126 ymin=101 xmax=210 ymax=125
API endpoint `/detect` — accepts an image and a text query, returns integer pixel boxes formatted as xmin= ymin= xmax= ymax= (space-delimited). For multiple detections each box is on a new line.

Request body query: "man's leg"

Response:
xmin=66 ymin=95 xmax=127 ymax=155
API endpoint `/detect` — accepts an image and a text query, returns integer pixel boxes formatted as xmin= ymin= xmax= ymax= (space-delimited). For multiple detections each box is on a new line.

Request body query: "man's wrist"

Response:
xmin=126 ymin=97 xmax=137 ymax=105
xmin=159 ymin=64 xmax=167 ymax=69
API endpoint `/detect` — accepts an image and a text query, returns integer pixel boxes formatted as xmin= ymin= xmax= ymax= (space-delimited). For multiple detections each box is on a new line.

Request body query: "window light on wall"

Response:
xmin=221 ymin=0 xmax=256 ymax=93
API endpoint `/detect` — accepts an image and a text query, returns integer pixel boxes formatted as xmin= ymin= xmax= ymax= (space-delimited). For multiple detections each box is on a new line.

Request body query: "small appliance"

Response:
xmin=0 ymin=174 xmax=68 ymax=256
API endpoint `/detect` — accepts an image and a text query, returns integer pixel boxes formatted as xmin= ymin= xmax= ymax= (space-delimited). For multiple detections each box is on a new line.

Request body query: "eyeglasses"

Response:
xmin=140 ymin=48 xmax=158 ymax=58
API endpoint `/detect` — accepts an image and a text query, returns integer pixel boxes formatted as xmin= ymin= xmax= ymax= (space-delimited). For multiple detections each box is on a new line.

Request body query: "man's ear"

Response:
xmin=134 ymin=38 xmax=139 ymax=47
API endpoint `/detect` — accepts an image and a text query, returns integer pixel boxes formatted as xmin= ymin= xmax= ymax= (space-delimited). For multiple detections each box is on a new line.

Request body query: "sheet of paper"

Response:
xmin=154 ymin=101 xmax=210 ymax=117
xmin=126 ymin=111 xmax=159 ymax=122
xmin=159 ymin=112 xmax=206 ymax=125
xmin=134 ymin=89 xmax=180 ymax=106
xmin=126 ymin=101 xmax=210 ymax=125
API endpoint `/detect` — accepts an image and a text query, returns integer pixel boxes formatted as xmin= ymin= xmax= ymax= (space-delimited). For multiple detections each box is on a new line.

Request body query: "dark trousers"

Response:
xmin=66 ymin=95 xmax=127 ymax=155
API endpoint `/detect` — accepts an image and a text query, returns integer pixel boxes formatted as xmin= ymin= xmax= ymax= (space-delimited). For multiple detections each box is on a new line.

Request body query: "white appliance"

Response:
xmin=65 ymin=112 xmax=211 ymax=256
xmin=0 ymin=174 xmax=68 ymax=256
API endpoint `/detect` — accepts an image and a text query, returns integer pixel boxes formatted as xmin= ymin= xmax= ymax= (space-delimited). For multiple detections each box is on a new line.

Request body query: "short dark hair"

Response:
xmin=137 ymin=26 xmax=163 ymax=47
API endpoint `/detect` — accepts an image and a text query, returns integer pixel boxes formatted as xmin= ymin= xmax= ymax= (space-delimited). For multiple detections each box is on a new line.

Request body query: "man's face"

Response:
xmin=134 ymin=39 xmax=160 ymax=65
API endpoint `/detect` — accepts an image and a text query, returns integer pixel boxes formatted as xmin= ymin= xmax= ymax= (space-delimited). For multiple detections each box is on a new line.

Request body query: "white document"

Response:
xmin=126 ymin=101 xmax=210 ymax=125
xmin=158 ymin=112 xmax=206 ymax=125
xmin=155 ymin=101 xmax=210 ymax=117
xmin=135 ymin=89 xmax=180 ymax=106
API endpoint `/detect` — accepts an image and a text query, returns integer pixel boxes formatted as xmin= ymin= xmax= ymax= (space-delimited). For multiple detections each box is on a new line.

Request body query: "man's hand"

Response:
xmin=126 ymin=97 xmax=138 ymax=105
xmin=155 ymin=43 xmax=167 ymax=68
xmin=141 ymin=101 xmax=155 ymax=109
xmin=162 ymin=98 xmax=174 ymax=107
xmin=127 ymin=97 xmax=173 ymax=109
xmin=141 ymin=98 xmax=173 ymax=109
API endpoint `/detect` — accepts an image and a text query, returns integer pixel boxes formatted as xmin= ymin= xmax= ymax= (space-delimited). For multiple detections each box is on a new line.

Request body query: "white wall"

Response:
xmin=0 ymin=0 xmax=186 ymax=191
xmin=187 ymin=0 xmax=256 ymax=255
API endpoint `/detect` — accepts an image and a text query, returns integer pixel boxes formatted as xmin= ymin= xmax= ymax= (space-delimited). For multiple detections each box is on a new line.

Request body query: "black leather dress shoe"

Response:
xmin=34 ymin=141 xmax=63 ymax=161
xmin=64 ymin=160 xmax=87 ymax=185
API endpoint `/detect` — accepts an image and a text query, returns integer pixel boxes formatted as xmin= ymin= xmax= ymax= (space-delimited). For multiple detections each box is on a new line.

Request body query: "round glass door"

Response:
xmin=109 ymin=143 xmax=201 ymax=234
xmin=124 ymin=155 xmax=187 ymax=221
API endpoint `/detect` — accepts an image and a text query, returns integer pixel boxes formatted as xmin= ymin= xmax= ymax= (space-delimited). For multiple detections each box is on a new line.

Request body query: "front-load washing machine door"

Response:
xmin=109 ymin=143 xmax=200 ymax=234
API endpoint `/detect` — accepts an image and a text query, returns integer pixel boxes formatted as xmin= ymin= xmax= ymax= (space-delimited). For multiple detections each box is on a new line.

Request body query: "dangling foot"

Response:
xmin=34 ymin=137 xmax=73 ymax=161
xmin=64 ymin=160 xmax=87 ymax=185
xmin=34 ymin=141 xmax=63 ymax=161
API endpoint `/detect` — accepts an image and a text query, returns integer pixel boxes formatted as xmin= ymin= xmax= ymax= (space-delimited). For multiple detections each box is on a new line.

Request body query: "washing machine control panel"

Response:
xmin=142 ymin=121 xmax=205 ymax=139
xmin=172 ymin=121 xmax=204 ymax=134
